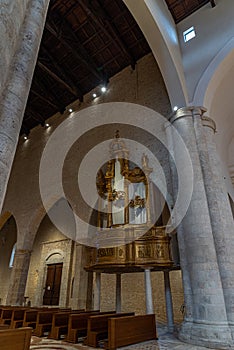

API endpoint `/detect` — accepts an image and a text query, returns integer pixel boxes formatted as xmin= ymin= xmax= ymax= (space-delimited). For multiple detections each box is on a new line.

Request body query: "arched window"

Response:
xmin=9 ymin=243 xmax=16 ymax=268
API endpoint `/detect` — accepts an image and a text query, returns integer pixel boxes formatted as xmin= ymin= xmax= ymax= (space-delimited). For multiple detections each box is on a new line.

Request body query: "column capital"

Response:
xmin=15 ymin=249 xmax=32 ymax=255
xmin=170 ymin=106 xmax=207 ymax=124
xmin=201 ymin=115 xmax=216 ymax=132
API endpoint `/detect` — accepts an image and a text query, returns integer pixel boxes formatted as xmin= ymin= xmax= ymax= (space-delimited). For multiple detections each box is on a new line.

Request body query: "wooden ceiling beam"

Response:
xmin=79 ymin=0 xmax=136 ymax=69
xmin=31 ymin=87 xmax=60 ymax=111
xmin=45 ymin=19 xmax=105 ymax=82
xmin=37 ymin=60 xmax=80 ymax=98
xmin=41 ymin=45 xmax=83 ymax=101
xmin=34 ymin=75 xmax=66 ymax=114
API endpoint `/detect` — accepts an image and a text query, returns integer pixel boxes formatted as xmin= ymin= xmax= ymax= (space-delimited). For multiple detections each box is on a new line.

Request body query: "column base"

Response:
xmin=178 ymin=321 xmax=233 ymax=349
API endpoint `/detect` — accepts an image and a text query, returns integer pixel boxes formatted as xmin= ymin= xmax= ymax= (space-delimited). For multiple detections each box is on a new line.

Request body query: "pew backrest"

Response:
xmin=107 ymin=314 xmax=157 ymax=350
xmin=0 ymin=327 xmax=32 ymax=350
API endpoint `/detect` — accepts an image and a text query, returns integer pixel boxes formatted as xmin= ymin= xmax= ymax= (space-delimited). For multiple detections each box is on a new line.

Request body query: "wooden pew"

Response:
xmin=22 ymin=309 xmax=39 ymax=329
xmin=65 ymin=311 xmax=115 ymax=343
xmin=47 ymin=309 xmax=85 ymax=340
xmin=10 ymin=308 xmax=28 ymax=329
xmin=105 ymin=314 xmax=157 ymax=350
xmin=0 ymin=327 xmax=32 ymax=350
xmin=85 ymin=312 xmax=135 ymax=348
xmin=0 ymin=308 xmax=13 ymax=325
xmin=33 ymin=310 xmax=60 ymax=337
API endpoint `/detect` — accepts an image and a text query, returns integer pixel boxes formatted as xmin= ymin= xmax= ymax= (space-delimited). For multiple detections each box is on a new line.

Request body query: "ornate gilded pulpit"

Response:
xmin=85 ymin=131 xmax=174 ymax=273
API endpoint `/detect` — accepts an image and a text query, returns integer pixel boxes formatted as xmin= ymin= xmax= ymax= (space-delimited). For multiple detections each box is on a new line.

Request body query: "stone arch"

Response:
xmin=124 ymin=0 xmax=187 ymax=108
xmin=0 ymin=211 xmax=13 ymax=231
xmin=193 ymin=37 xmax=234 ymax=106
xmin=201 ymin=44 xmax=234 ymax=198
xmin=23 ymin=197 xmax=76 ymax=250
xmin=45 ymin=250 xmax=64 ymax=264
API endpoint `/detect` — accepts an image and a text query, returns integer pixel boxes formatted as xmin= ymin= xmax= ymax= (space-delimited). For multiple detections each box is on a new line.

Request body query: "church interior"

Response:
xmin=0 ymin=0 xmax=234 ymax=349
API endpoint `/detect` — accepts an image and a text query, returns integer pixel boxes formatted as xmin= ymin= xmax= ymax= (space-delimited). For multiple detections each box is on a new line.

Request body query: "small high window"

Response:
xmin=183 ymin=26 xmax=196 ymax=42
xmin=9 ymin=243 xmax=16 ymax=268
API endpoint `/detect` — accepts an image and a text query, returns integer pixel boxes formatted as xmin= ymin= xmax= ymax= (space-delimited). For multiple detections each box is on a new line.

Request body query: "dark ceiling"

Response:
xmin=22 ymin=0 xmax=215 ymax=135
xmin=165 ymin=0 xmax=215 ymax=23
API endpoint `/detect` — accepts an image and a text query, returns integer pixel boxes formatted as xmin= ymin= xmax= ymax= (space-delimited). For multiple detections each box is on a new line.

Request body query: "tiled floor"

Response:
xmin=30 ymin=325 xmax=210 ymax=350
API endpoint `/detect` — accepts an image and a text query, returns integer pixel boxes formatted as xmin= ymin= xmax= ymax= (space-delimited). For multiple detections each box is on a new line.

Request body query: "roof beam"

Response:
xmin=31 ymin=88 xmax=60 ymax=111
xmin=41 ymin=45 xmax=83 ymax=101
xmin=37 ymin=60 xmax=80 ymax=98
xmin=79 ymin=0 xmax=136 ymax=69
xmin=45 ymin=18 xmax=105 ymax=82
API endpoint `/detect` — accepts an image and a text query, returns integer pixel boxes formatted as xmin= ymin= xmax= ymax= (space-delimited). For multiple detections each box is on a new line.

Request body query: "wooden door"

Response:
xmin=43 ymin=263 xmax=63 ymax=305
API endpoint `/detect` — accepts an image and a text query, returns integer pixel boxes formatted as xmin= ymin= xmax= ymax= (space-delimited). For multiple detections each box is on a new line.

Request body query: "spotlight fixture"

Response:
xmin=23 ymin=135 xmax=28 ymax=140
xmin=45 ymin=123 xmax=50 ymax=127
xmin=92 ymin=93 xmax=97 ymax=98
xmin=68 ymin=108 xmax=73 ymax=113
xmin=101 ymin=86 xmax=107 ymax=93
xmin=173 ymin=106 xmax=178 ymax=111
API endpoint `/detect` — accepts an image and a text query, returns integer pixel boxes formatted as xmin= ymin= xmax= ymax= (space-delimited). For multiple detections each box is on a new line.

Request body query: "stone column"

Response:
xmin=0 ymin=0 xmax=50 ymax=214
xmin=86 ymin=271 xmax=94 ymax=311
xmin=116 ymin=273 xmax=121 ymax=313
xmin=169 ymin=107 xmax=232 ymax=348
xmin=194 ymin=114 xmax=234 ymax=337
xmin=165 ymin=122 xmax=193 ymax=323
xmin=164 ymin=271 xmax=174 ymax=333
xmin=93 ymin=272 xmax=101 ymax=310
xmin=71 ymin=244 xmax=88 ymax=310
xmin=6 ymin=249 xmax=31 ymax=305
xmin=144 ymin=268 xmax=154 ymax=314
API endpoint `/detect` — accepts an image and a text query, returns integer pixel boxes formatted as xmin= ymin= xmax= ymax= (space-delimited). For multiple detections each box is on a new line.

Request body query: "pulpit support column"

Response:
xmin=164 ymin=270 xmax=174 ymax=332
xmin=116 ymin=273 xmax=121 ymax=313
xmin=144 ymin=268 xmax=154 ymax=314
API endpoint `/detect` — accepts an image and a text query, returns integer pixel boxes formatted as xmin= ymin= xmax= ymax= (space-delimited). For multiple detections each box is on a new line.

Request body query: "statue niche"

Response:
xmin=86 ymin=131 xmax=174 ymax=272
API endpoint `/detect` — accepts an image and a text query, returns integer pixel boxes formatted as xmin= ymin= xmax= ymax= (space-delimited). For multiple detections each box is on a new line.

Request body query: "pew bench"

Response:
xmin=0 ymin=327 xmax=32 ymax=350
xmin=22 ymin=309 xmax=38 ymax=329
xmin=85 ymin=312 xmax=135 ymax=348
xmin=105 ymin=314 xmax=157 ymax=350
xmin=10 ymin=308 xmax=27 ymax=329
xmin=47 ymin=309 xmax=85 ymax=340
xmin=65 ymin=311 xmax=115 ymax=343
xmin=0 ymin=308 xmax=13 ymax=325
xmin=33 ymin=310 xmax=59 ymax=337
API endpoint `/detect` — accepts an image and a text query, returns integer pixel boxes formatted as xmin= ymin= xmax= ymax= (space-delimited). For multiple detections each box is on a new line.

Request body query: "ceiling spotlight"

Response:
xmin=68 ymin=108 xmax=73 ymax=113
xmin=101 ymin=86 xmax=107 ymax=93
xmin=173 ymin=106 xmax=178 ymax=111
xmin=93 ymin=93 xmax=97 ymax=98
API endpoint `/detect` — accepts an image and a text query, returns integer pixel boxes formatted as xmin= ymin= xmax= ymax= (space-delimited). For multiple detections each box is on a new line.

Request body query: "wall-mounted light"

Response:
xmin=101 ymin=86 xmax=107 ymax=93
xmin=173 ymin=106 xmax=178 ymax=111
xmin=92 ymin=93 xmax=97 ymax=98
xmin=68 ymin=108 xmax=73 ymax=113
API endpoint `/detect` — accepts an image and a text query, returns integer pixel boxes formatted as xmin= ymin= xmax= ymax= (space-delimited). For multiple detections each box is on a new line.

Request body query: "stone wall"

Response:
xmin=100 ymin=270 xmax=184 ymax=324
xmin=0 ymin=216 xmax=17 ymax=303
xmin=0 ymin=53 xmax=184 ymax=319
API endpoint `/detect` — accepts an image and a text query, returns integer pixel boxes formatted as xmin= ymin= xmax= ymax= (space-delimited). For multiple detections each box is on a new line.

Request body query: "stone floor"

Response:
xmin=30 ymin=324 xmax=210 ymax=350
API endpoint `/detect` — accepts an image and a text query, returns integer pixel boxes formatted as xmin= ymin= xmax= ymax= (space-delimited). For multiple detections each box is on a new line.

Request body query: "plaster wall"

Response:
xmin=177 ymin=0 xmax=234 ymax=104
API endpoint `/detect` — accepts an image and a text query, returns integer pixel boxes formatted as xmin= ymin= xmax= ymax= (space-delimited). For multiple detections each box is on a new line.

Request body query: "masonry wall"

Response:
xmin=0 ymin=216 xmax=17 ymax=303
xmin=1 ymin=53 xmax=184 ymax=322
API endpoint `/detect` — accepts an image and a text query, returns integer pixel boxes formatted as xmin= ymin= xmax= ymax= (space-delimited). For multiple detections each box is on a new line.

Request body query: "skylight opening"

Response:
xmin=183 ymin=26 xmax=196 ymax=42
